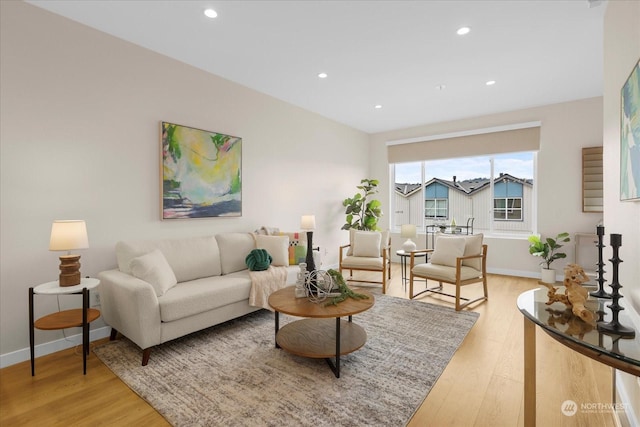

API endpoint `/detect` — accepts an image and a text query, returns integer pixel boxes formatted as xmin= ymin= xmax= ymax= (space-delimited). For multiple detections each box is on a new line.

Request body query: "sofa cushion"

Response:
xmin=215 ymin=232 xmax=256 ymax=274
xmin=129 ymin=249 xmax=177 ymax=297
xmin=116 ymin=236 xmax=221 ymax=282
xmin=158 ymin=274 xmax=252 ymax=322
xmin=256 ymin=235 xmax=289 ymax=266
xmin=352 ymin=231 xmax=382 ymax=257
xmin=278 ymin=231 xmax=307 ymax=265
xmin=430 ymin=236 xmax=465 ymax=267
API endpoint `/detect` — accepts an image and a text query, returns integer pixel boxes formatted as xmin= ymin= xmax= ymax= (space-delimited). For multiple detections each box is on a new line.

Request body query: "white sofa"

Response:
xmin=97 ymin=232 xmax=313 ymax=365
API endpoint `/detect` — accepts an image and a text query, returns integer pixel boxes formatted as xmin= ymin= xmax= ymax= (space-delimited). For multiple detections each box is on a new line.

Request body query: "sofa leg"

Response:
xmin=109 ymin=328 xmax=118 ymax=341
xmin=142 ymin=348 xmax=152 ymax=366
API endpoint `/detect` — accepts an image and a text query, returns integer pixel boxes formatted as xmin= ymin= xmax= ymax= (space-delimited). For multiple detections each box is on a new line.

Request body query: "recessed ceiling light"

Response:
xmin=456 ymin=27 xmax=471 ymax=35
xmin=318 ymin=72 xmax=328 ymax=79
xmin=486 ymin=80 xmax=496 ymax=86
xmin=435 ymin=84 xmax=446 ymax=90
xmin=374 ymin=105 xmax=382 ymax=109
xmin=204 ymin=8 xmax=218 ymax=18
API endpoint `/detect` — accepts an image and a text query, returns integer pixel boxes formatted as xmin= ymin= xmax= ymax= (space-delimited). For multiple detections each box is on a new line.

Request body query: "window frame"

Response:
xmin=493 ymin=197 xmax=523 ymax=221
xmin=425 ymin=198 xmax=448 ymax=219
xmin=390 ymin=151 xmax=536 ymax=236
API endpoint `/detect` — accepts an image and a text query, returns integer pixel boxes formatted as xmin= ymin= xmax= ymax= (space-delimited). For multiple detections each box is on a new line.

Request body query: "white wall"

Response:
xmin=603 ymin=1 xmax=640 ymax=424
xmin=371 ymin=98 xmax=604 ymax=275
xmin=0 ymin=2 xmax=369 ymax=361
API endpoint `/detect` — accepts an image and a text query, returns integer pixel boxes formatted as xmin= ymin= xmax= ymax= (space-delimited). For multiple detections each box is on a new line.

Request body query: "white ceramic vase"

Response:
xmin=541 ymin=268 xmax=556 ymax=284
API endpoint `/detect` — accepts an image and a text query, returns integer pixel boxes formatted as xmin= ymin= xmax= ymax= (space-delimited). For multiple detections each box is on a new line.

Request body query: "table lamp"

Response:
xmin=49 ymin=220 xmax=89 ymax=287
xmin=301 ymin=215 xmax=316 ymax=272
xmin=401 ymin=224 xmax=417 ymax=252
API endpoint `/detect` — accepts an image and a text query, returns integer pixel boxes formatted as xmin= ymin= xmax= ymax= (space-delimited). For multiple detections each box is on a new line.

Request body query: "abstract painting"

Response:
xmin=161 ymin=122 xmax=242 ymax=218
xmin=621 ymin=59 xmax=640 ymax=201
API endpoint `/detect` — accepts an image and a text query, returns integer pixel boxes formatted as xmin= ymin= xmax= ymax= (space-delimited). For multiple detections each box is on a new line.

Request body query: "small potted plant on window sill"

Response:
xmin=528 ymin=232 xmax=570 ymax=284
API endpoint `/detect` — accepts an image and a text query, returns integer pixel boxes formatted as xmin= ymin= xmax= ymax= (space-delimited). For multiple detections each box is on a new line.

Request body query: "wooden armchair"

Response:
xmin=410 ymin=233 xmax=488 ymax=311
xmin=339 ymin=229 xmax=391 ymax=294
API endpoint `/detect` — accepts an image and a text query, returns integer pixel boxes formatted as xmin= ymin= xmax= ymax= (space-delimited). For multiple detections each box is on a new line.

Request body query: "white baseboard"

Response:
xmin=486 ymin=268 xmax=540 ymax=279
xmin=0 ymin=326 xmax=111 ymax=369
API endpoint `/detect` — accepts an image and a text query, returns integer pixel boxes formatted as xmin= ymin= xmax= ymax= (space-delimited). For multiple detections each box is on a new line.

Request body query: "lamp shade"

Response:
xmin=401 ymin=224 xmax=417 ymax=239
xmin=301 ymin=215 xmax=316 ymax=230
xmin=49 ymin=220 xmax=89 ymax=251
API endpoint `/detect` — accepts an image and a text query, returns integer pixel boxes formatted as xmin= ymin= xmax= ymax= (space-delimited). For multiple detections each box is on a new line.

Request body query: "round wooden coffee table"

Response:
xmin=268 ymin=286 xmax=374 ymax=378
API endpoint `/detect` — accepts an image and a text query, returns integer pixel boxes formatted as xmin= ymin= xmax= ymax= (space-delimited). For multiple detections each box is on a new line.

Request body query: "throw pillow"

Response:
xmin=130 ymin=249 xmax=178 ymax=297
xmin=347 ymin=228 xmax=389 ymax=257
xmin=435 ymin=233 xmax=484 ymax=270
xmin=256 ymin=234 xmax=289 ymax=266
xmin=462 ymin=233 xmax=483 ymax=270
xmin=353 ymin=231 xmax=382 ymax=257
xmin=430 ymin=236 xmax=465 ymax=267
xmin=245 ymin=249 xmax=272 ymax=271
xmin=278 ymin=231 xmax=308 ymax=265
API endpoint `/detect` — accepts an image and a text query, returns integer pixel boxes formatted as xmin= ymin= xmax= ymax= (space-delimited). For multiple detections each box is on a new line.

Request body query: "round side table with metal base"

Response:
xmin=396 ymin=250 xmax=427 ymax=290
xmin=29 ymin=278 xmax=100 ymax=375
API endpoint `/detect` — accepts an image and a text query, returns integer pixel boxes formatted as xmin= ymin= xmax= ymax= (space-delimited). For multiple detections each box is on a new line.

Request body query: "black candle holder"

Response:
xmin=590 ymin=225 xmax=612 ymax=299
xmin=597 ymin=233 xmax=635 ymax=337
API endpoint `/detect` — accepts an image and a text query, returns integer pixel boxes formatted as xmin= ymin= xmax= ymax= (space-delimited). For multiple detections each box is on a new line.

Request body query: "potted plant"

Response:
xmin=341 ymin=179 xmax=382 ymax=231
xmin=528 ymin=232 xmax=570 ymax=283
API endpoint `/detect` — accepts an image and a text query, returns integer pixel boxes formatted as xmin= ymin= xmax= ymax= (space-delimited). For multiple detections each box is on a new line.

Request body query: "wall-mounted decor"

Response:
xmin=582 ymin=146 xmax=603 ymax=212
xmin=620 ymin=58 xmax=639 ymax=201
xmin=161 ymin=122 xmax=241 ymax=219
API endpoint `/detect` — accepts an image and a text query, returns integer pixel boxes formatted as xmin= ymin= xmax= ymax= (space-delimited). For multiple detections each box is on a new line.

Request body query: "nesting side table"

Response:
xmin=29 ymin=278 xmax=100 ymax=375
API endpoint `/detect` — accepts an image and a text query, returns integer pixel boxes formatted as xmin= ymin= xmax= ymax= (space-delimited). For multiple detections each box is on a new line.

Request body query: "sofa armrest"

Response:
xmin=97 ymin=269 xmax=162 ymax=350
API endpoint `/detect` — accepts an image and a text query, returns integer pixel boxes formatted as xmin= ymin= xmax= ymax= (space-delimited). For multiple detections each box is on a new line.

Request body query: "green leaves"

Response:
xmin=342 ymin=179 xmax=382 ymax=231
xmin=528 ymin=232 xmax=570 ymax=269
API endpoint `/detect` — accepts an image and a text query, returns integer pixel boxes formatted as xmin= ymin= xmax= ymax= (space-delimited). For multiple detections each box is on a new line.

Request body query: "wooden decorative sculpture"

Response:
xmin=540 ymin=263 xmax=594 ymax=324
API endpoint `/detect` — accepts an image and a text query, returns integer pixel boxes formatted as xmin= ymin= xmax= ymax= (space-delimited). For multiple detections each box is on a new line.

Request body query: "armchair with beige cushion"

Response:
xmin=339 ymin=229 xmax=391 ymax=294
xmin=409 ymin=233 xmax=488 ymax=311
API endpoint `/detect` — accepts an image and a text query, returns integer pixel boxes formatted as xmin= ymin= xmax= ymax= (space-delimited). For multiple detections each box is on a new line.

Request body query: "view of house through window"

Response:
xmin=392 ymin=152 xmax=535 ymax=242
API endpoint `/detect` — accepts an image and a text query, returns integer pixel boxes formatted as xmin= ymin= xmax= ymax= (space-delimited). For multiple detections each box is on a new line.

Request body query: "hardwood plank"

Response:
xmin=1 ymin=265 xmax=615 ymax=426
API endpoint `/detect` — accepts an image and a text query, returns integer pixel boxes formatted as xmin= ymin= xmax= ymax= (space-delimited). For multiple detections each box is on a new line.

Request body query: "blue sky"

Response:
xmin=394 ymin=152 xmax=535 ymax=183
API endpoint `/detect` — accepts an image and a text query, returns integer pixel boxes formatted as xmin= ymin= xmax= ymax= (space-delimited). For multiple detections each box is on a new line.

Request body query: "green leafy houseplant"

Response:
xmin=528 ymin=232 xmax=571 ymax=269
xmin=341 ymin=179 xmax=382 ymax=231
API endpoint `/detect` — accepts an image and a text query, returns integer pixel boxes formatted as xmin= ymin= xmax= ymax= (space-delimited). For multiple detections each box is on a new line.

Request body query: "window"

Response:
xmin=425 ymin=182 xmax=449 ymax=218
xmin=391 ymin=151 xmax=535 ymax=236
xmin=493 ymin=180 xmax=524 ymax=221
xmin=494 ymin=197 xmax=522 ymax=220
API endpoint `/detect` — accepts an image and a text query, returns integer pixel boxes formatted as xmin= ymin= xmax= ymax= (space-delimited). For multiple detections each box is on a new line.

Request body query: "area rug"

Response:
xmin=94 ymin=294 xmax=479 ymax=426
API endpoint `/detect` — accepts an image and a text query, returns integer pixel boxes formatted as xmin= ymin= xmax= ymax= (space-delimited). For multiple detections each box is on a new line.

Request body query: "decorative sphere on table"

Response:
xmin=305 ymin=270 xmax=333 ymax=303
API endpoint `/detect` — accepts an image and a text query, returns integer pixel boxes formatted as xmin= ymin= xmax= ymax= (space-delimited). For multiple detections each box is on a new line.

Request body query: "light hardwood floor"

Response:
xmin=1 ymin=265 xmax=616 ymax=426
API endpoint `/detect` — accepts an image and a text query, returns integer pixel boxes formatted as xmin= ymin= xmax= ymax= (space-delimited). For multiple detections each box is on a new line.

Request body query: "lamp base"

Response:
xmin=59 ymin=255 xmax=81 ymax=287
xmin=402 ymin=239 xmax=416 ymax=253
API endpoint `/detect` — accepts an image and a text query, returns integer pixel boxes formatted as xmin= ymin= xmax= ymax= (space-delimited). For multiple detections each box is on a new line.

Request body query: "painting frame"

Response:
xmin=161 ymin=121 xmax=242 ymax=219
xmin=620 ymin=58 xmax=640 ymax=202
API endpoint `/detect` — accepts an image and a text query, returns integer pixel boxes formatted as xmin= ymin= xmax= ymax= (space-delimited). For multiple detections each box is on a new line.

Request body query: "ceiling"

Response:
xmin=27 ymin=0 xmax=605 ymax=134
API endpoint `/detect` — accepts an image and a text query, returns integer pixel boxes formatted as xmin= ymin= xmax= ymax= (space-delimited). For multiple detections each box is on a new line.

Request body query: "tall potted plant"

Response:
xmin=341 ymin=179 xmax=382 ymax=231
xmin=528 ymin=232 xmax=570 ymax=283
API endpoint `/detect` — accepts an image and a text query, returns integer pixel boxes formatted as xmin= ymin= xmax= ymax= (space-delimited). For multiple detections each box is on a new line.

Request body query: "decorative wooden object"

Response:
xmin=540 ymin=263 xmax=594 ymax=324
xmin=597 ymin=234 xmax=635 ymax=337
xmin=590 ymin=225 xmax=611 ymax=298
xmin=58 ymin=255 xmax=81 ymax=287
